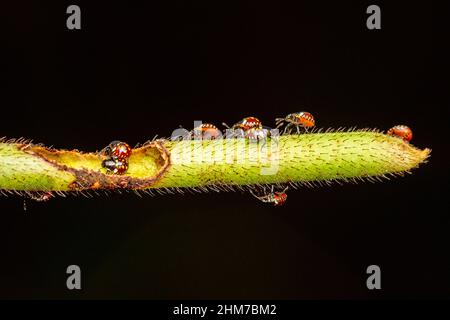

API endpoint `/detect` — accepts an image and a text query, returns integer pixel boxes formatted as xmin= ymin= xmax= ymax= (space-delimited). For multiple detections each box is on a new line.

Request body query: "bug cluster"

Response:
xmin=186 ymin=111 xmax=316 ymax=206
xmin=95 ymin=114 xmax=413 ymax=206
xmin=101 ymin=141 xmax=132 ymax=175
xmin=186 ymin=115 xmax=414 ymax=206
xmin=188 ymin=111 xmax=317 ymax=143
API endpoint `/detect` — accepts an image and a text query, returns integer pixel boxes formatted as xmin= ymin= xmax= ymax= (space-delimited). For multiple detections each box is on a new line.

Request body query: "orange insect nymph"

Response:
xmin=249 ymin=186 xmax=288 ymax=206
xmin=387 ymin=125 xmax=413 ymax=142
xmin=192 ymin=123 xmax=222 ymax=140
xmin=275 ymin=111 xmax=316 ymax=134
xmin=272 ymin=192 xmax=288 ymax=206
xmin=289 ymin=111 xmax=315 ymax=128
xmin=232 ymin=116 xmax=263 ymax=131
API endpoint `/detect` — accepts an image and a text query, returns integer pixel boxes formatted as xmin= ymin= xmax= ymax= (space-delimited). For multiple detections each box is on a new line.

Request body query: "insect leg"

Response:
xmin=249 ymin=188 xmax=270 ymax=203
xmin=275 ymin=119 xmax=285 ymax=128
xmin=284 ymin=123 xmax=292 ymax=135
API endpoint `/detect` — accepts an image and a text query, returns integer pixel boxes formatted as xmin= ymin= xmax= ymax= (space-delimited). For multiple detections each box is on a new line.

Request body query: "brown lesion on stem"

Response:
xmin=19 ymin=139 xmax=171 ymax=192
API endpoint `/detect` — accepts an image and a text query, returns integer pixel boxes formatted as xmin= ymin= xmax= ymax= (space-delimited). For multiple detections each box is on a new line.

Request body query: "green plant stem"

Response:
xmin=0 ymin=131 xmax=430 ymax=193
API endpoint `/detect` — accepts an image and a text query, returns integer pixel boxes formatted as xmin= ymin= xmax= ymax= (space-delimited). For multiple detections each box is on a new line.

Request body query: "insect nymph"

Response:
xmin=232 ymin=116 xmax=263 ymax=131
xmin=387 ymin=125 xmax=413 ymax=142
xmin=191 ymin=123 xmax=222 ymax=140
xmin=249 ymin=186 xmax=288 ymax=206
xmin=224 ymin=116 xmax=269 ymax=140
xmin=275 ymin=111 xmax=315 ymax=134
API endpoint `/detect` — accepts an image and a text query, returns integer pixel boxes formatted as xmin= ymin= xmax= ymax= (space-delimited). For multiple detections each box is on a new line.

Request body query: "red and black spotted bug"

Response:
xmin=387 ymin=125 xmax=413 ymax=142
xmin=249 ymin=186 xmax=288 ymax=206
xmin=275 ymin=111 xmax=315 ymax=134
xmin=101 ymin=140 xmax=132 ymax=175
xmin=104 ymin=141 xmax=132 ymax=161
xmin=102 ymin=159 xmax=129 ymax=175
xmin=191 ymin=123 xmax=222 ymax=140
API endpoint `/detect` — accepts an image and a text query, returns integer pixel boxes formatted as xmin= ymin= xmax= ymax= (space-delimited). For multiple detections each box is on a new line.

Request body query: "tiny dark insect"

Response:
xmin=275 ymin=111 xmax=315 ymax=134
xmin=102 ymin=159 xmax=129 ymax=175
xmin=387 ymin=125 xmax=413 ymax=142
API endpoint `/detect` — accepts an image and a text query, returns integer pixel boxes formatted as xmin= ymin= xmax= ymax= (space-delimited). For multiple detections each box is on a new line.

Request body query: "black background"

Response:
xmin=1 ymin=1 xmax=448 ymax=299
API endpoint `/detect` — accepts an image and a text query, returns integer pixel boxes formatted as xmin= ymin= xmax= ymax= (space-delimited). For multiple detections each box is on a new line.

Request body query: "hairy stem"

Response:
xmin=0 ymin=131 xmax=430 ymax=194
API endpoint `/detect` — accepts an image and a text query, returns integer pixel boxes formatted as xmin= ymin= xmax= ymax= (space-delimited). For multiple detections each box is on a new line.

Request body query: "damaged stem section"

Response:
xmin=0 ymin=131 xmax=430 ymax=194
